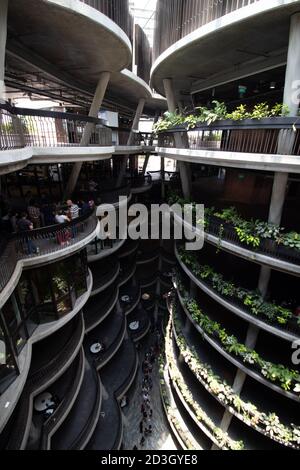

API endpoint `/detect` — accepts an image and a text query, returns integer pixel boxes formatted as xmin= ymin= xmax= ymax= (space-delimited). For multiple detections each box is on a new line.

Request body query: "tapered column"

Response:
xmin=0 ymin=0 xmax=8 ymax=102
xmin=117 ymin=98 xmax=145 ymax=186
xmin=163 ymin=78 xmax=191 ymax=199
xmin=64 ymin=71 xmax=110 ymax=199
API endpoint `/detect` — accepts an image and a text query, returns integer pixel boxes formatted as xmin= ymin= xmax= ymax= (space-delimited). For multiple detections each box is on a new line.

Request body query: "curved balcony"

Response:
xmin=100 ymin=338 xmax=138 ymax=400
xmin=118 ymin=257 xmax=137 ymax=286
xmin=175 ymin=287 xmax=299 ymax=402
xmin=77 ymin=181 xmax=131 ymax=214
xmin=0 ymin=106 xmax=113 ymax=174
xmin=127 ymin=305 xmax=151 ymax=342
xmin=3 ymin=315 xmax=84 ymax=450
xmin=157 ymin=118 xmax=300 ymax=174
xmin=170 ymin=306 xmax=300 ymax=449
xmin=39 ymin=348 xmax=85 ymax=450
xmin=125 ymin=173 xmax=153 ymax=194
xmin=7 ymin=1 xmax=131 ymax=99
xmin=0 ymin=273 xmax=91 ymax=432
xmin=160 ymin=362 xmax=202 ymax=450
xmin=85 ymin=394 xmax=123 ymax=450
xmin=119 ymin=283 xmax=141 ymax=316
xmin=50 ymin=358 xmax=102 ymax=450
xmin=87 ymin=237 xmax=126 ymax=263
xmin=84 ymin=308 xmax=126 ymax=369
xmin=89 ymin=258 xmax=120 ymax=296
xmin=172 ymin=208 xmax=300 ymax=276
xmin=83 ymin=282 xmax=119 ymax=333
xmin=176 ymin=244 xmax=300 ymax=343
xmin=151 ymin=1 xmax=300 ymax=97
xmin=117 ymin=239 xmax=140 ymax=259
xmin=0 ymin=210 xmax=98 ymax=310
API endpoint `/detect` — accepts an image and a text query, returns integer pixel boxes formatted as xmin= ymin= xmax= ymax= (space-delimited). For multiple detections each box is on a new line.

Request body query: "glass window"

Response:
xmin=1 ymin=296 xmax=27 ymax=353
xmin=17 ymin=274 xmax=40 ymax=332
xmin=50 ymin=261 xmax=72 ymax=317
xmin=0 ymin=322 xmax=17 ymax=395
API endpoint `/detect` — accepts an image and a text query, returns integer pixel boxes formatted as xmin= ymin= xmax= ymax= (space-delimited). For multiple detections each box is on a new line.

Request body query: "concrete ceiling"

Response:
xmin=150 ymin=1 xmax=300 ymax=102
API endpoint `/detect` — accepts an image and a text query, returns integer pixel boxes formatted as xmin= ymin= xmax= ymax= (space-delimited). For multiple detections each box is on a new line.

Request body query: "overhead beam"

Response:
xmin=190 ymin=49 xmax=287 ymax=95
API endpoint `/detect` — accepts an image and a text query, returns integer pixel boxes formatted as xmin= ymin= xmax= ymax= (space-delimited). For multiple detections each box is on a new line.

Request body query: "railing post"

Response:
xmin=64 ymin=71 xmax=111 ymax=199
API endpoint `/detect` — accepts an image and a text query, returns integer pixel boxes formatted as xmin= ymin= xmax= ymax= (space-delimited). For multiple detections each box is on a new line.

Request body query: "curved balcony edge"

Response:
xmin=172 ymin=211 xmax=300 ymax=276
xmin=175 ymin=288 xmax=299 ymax=403
xmin=171 ymin=317 xmax=300 ymax=450
xmin=0 ymin=274 xmax=92 ymax=432
xmin=85 ymin=288 xmax=120 ymax=334
xmin=0 ymin=218 xmax=99 ymax=311
xmin=175 ymin=244 xmax=299 ymax=343
xmin=157 ymin=147 xmax=300 ymax=174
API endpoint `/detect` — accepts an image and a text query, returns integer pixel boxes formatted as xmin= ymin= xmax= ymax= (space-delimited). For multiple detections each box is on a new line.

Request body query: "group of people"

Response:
xmin=134 ymin=330 xmax=162 ymax=450
xmin=1 ymin=194 xmax=95 ymax=235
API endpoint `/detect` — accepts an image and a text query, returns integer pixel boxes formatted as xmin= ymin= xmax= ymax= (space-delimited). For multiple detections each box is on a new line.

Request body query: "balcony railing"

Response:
xmin=0 ymin=210 xmax=97 ymax=298
xmin=125 ymin=172 xmax=152 ymax=189
xmin=158 ymin=118 xmax=300 ymax=156
xmin=80 ymin=0 xmax=134 ymax=43
xmin=153 ymin=0 xmax=260 ymax=60
xmin=0 ymin=105 xmax=112 ymax=150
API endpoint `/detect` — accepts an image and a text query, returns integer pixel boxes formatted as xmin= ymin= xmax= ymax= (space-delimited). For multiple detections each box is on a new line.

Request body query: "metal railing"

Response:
xmin=76 ymin=181 xmax=131 ymax=205
xmin=158 ymin=118 xmax=300 ymax=156
xmin=0 ymin=105 xmax=112 ymax=150
xmin=153 ymin=0 xmax=260 ymax=60
xmin=206 ymin=215 xmax=300 ymax=265
xmin=125 ymin=172 xmax=152 ymax=189
xmin=80 ymin=0 xmax=134 ymax=43
xmin=0 ymin=210 xmax=97 ymax=298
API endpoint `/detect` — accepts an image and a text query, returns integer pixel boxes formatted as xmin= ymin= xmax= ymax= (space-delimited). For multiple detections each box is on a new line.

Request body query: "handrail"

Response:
xmin=0 ymin=210 xmax=97 ymax=299
xmin=0 ymin=103 xmax=106 ymax=125
xmin=159 ymin=117 xmax=300 ymax=133
xmin=0 ymin=107 xmax=112 ymax=150
xmin=158 ymin=118 xmax=300 ymax=156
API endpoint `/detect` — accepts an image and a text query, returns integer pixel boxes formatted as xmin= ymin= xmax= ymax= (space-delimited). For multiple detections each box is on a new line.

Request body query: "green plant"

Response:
xmin=281 ymin=232 xmax=300 ymax=251
xmin=226 ymin=104 xmax=250 ymax=121
xmin=170 ymin=310 xmax=300 ymax=448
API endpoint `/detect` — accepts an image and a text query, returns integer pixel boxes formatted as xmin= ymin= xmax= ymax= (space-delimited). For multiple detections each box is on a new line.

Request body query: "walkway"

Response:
xmin=122 ymin=331 xmax=178 ymax=451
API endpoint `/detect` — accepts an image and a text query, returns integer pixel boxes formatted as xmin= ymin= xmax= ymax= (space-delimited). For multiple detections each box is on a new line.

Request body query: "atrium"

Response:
xmin=0 ymin=0 xmax=299 ymax=451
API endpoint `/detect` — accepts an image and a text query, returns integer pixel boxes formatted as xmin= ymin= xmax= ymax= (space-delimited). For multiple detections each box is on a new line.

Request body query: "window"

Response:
xmin=0 ymin=321 xmax=18 ymax=395
xmin=1 ymin=295 xmax=28 ymax=354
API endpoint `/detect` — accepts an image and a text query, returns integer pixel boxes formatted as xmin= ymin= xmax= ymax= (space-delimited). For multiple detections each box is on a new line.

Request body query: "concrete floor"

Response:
xmin=122 ymin=332 xmax=178 ymax=451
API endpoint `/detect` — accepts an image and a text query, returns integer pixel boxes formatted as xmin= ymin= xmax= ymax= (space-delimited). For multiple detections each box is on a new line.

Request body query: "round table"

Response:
xmin=90 ymin=342 xmax=103 ymax=354
xmin=34 ymin=392 xmax=55 ymax=412
xmin=129 ymin=321 xmax=139 ymax=331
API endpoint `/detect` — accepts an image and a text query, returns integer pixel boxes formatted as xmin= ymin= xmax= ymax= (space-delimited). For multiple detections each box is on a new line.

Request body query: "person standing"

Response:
xmin=27 ymin=199 xmax=41 ymax=228
xmin=66 ymin=199 xmax=80 ymax=219
xmin=17 ymin=212 xmax=38 ymax=254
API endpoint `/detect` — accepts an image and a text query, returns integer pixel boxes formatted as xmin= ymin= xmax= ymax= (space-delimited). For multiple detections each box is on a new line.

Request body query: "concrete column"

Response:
xmin=163 ymin=78 xmax=191 ymax=199
xmin=258 ymin=13 xmax=300 ymax=296
xmin=117 ymin=98 xmax=145 ymax=187
xmin=211 ymin=321 xmax=260 ymax=448
xmin=161 ymin=156 xmax=165 ymax=199
xmin=0 ymin=0 xmax=8 ymax=102
xmin=64 ymin=71 xmax=110 ymax=198
xmin=190 ymin=280 xmax=197 ymax=298
xmin=142 ymin=153 xmax=150 ymax=174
